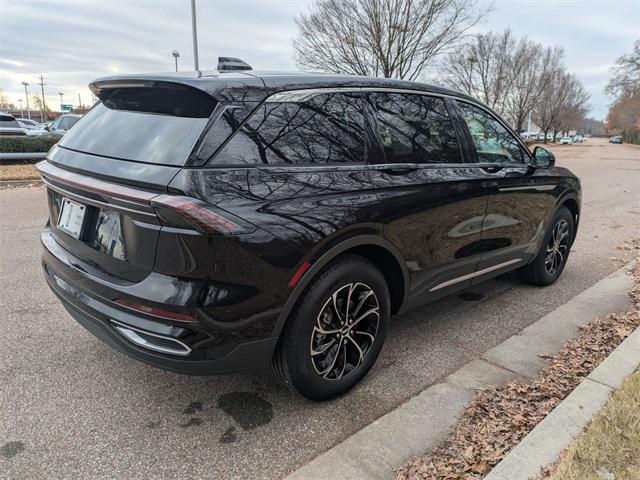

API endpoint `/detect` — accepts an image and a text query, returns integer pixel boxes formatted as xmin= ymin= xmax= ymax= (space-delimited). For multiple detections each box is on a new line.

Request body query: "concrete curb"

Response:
xmin=284 ymin=266 xmax=634 ymax=480
xmin=485 ymin=323 xmax=640 ymax=480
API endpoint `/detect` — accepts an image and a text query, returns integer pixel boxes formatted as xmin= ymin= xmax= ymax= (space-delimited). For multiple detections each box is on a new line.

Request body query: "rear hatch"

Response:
xmin=40 ymin=80 xmax=219 ymax=282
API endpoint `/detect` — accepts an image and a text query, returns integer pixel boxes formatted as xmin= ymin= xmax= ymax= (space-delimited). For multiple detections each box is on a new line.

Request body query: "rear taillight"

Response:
xmin=114 ymin=298 xmax=195 ymax=322
xmin=150 ymin=195 xmax=257 ymax=235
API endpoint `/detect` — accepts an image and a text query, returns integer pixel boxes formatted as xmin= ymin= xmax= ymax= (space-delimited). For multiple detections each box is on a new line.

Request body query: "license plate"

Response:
xmin=57 ymin=198 xmax=87 ymax=239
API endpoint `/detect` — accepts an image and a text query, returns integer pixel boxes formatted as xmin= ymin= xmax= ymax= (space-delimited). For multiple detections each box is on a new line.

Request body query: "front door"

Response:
xmin=365 ymin=92 xmax=491 ymax=307
xmin=454 ymin=101 xmax=558 ymax=280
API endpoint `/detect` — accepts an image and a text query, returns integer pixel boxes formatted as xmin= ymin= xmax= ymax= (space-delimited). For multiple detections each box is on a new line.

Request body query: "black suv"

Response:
xmin=39 ymin=71 xmax=580 ymax=400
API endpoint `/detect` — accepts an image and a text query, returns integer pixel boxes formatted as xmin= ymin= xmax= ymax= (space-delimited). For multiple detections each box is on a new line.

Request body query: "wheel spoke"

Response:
xmin=320 ymin=342 xmax=342 ymax=378
xmin=351 ymin=288 xmax=374 ymax=319
xmin=346 ymin=335 xmax=364 ymax=368
xmin=353 ymin=329 xmax=375 ymax=345
xmin=311 ymin=335 xmax=338 ymax=356
xmin=351 ymin=307 xmax=379 ymax=329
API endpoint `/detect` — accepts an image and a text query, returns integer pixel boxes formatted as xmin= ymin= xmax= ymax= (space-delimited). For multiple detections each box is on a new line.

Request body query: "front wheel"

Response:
xmin=518 ymin=206 xmax=575 ymax=286
xmin=272 ymin=255 xmax=390 ymax=401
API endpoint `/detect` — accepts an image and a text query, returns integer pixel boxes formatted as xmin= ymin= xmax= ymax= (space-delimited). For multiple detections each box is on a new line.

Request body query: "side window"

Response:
xmin=51 ymin=117 xmax=63 ymax=130
xmin=372 ymin=93 xmax=461 ymax=164
xmin=212 ymin=93 xmax=366 ymax=165
xmin=457 ymin=102 xmax=525 ymax=164
xmin=59 ymin=117 xmax=71 ymax=130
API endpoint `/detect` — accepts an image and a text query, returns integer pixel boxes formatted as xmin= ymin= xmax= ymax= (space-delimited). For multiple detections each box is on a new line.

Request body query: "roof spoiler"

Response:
xmin=217 ymin=57 xmax=252 ymax=71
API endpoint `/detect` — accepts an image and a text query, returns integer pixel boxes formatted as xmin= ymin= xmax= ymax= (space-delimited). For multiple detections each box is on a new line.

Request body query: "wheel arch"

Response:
xmin=271 ymin=235 xmax=409 ymax=343
xmin=556 ymin=191 xmax=580 ymax=244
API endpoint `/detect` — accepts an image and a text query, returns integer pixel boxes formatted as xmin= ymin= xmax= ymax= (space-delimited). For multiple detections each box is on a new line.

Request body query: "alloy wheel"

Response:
xmin=309 ymin=282 xmax=380 ymax=380
xmin=545 ymin=219 xmax=570 ymax=275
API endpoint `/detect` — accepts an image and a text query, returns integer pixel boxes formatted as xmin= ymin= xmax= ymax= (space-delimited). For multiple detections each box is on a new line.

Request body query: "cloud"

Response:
xmin=1 ymin=0 xmax=637 ymax=119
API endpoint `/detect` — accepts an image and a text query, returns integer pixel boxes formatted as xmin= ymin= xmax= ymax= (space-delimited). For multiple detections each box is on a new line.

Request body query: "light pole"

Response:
xmin=190 ymin=0 xmax=200 ymax=75
xmin=18 ymin=99 xmax=23 ymax=118
xmin=21 ymin=81 xmax=30 ymax=120
xmin=172 ymin=50 xmax=180 ymax=72
xmin=58 ymin=92 xmax=64 ymax=112
xmin=78 ymin=93 xmax=82 ymax=109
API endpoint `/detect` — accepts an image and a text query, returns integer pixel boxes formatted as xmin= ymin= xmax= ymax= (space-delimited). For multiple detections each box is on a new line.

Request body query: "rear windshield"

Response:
xmin=0 ymin=115 xmax=20 ymax=128
xmin=59 ymin=84 xmax=216 ymax=166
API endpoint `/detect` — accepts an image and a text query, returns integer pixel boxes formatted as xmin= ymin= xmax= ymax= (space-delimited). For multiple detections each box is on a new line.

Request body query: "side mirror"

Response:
xmin=44 ymin=125 xmax=50 ymax=131
xmin=532 ymin=146 xmax=555 ymax=169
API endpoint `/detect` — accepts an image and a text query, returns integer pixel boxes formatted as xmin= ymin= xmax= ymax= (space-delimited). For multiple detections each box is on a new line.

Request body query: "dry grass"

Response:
xmin=0 ymin=163 xmax=40 ymax=181
xmin=550 ymin=371 xmax=640 ymax=480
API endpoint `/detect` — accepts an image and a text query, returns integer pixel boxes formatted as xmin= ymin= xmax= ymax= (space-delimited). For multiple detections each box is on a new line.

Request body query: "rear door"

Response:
xmin=40 ymin=82 xmax=218 ymax=282
xmin=453 ymin=100 xmax=559 ymax=279
xmin=364 ymin=92 xmax=490 ymax=306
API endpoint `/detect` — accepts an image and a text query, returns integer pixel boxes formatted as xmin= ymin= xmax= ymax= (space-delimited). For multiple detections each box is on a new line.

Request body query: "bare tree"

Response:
xmin=441 ymin=31 xmax=563 ymax=131
xmin=503 ymin=43 xmax=563 ymax=133
xmin=294 ymin=0 xmax=491 ymax=81
xmin=534 ymin=70 xmax=589 ymax=143
xmin=441 ymin=29 xmax=522 ymax=115
xmin=606 ymin=39 xmax=640 ymax=97
xmin=0 ymin=89 xmax=15 ymax=111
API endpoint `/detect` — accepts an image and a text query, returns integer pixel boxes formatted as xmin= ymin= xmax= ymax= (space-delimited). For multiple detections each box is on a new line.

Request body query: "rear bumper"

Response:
xmin=41 ymin=228 xmax=279 ymax=375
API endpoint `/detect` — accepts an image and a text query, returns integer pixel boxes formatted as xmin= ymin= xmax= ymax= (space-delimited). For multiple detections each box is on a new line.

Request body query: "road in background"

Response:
xmin=1 ymin=139 xmax=638 ymax=479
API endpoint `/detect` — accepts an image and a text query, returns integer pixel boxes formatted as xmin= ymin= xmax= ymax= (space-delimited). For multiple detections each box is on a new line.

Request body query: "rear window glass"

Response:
xmin=372 ymin=93 xmax=461 ymax=164
xmin=212 ymin=93 xmax=366 ymax=166
xmin=59 ymin=102 xmax=209 ymax=166
xmin=0 ymin=116 xmax=20 ymax=128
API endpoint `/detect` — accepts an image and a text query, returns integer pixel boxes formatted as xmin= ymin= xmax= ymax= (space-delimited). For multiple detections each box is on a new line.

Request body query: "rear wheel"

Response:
xmin=272 ymin=255 xmax=390 ymax=401
xmin=518 ymin=206 xmax=574 ymax=286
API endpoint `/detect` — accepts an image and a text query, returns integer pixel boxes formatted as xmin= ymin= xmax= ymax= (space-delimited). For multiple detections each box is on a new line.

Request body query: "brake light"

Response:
xmin=151 ymin=195 xmax=257 ymax=235
xmin=114 ymin=298 xmax=195 ymax=322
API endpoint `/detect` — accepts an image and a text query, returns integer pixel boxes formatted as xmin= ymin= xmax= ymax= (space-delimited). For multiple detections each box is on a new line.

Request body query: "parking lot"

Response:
xmin=1 ymin=138 xmax=639 ymax=479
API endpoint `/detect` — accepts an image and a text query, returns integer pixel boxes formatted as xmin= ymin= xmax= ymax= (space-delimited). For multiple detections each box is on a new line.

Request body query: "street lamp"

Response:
xmin=172 ymin=50 xmax=180 ymax=72
xmin=21 ymin=81 xmax=30 ymax=120
xmin=18 ymin=99 xmax=23 ymax=118
xmin=190 ymin=0 xmax=200 ymax=75
xmin=58 ymin=92 xmax=64 ymax=112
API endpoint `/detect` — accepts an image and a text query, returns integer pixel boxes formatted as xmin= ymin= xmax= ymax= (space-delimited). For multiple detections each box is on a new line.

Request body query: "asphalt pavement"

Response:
xmin=1 ymin=138 xmax=639 ymax=479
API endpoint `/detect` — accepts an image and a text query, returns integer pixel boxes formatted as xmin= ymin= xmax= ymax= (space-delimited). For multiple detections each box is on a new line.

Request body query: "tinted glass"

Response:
xmin=212 ymin=93 xmax=366 ymax=165
xmin=0 ymin=116 xmax=20 ymax=128
xmin=59 ymin=103 xmax=208 ymax=166
xmin=372 ymin=93 xmax=461 ymax=164
xmin=457 ymin=102 xmax=525 ymax=164
xmin=59 ymin=117 xmax=71 ymax=130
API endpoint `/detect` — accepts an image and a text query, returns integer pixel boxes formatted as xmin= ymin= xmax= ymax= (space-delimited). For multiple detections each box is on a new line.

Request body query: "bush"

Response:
xmin=0 ymin=136 xmax=58 ymax=154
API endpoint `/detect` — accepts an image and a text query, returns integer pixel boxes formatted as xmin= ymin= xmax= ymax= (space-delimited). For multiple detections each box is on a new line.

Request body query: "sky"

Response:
xmin=0 ymin=0 xmax=638 ymax=120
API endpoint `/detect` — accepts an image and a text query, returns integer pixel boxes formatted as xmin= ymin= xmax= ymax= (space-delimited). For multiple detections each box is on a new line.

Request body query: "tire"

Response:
xmin=272 ymin=255 xmax=390 ymax=401
xmin=518 ymin=206 xmax=575 ymax=286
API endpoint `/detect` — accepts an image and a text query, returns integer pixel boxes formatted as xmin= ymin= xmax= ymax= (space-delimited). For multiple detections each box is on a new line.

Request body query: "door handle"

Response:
xmin=481 ymin=165 xmax=503 ymax=173
xmin=379 ymin=166 xmax=419 ymax=175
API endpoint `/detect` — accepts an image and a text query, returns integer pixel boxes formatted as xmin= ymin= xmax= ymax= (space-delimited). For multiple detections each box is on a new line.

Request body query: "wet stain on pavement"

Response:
xmin=180 ymin=417 xmax=203 ymax=428
xmin=183 ymin=401 xmax=203 ymax=415
xmin=217 ymin=392 xmax=273 ymax=430
xmin=219 ymin=426 xmax=238 ymax=444
xmin=1 ymin=441 xmax=25 ymax=458
xmin=458 ymin=291 xmax=484 ymax=302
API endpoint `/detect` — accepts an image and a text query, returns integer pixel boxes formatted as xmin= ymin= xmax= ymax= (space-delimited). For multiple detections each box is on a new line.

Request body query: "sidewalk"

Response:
xmin=284 ymin=265 xmax=635 ymax=480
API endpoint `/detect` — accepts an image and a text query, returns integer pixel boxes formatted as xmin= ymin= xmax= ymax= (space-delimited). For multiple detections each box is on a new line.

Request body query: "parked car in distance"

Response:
xmin=38 ymin=114 xmax=81 ymax=139
xmin=38 ymin=71 xmax=582 ymax=400
xmin=17 ymin=118 xmax=40 ymax=129
xmin=0 ymin=112 xmax=27 ymax=136
xmin=573 ymin=134 xmax=583 ymax=143
xmin=609 ymin=136 xmax=623 ymax=144
xmin=17 ymin=118 xmax=45 ymax=136
xmin=560 ymin=136 xmax=573 ymax=145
